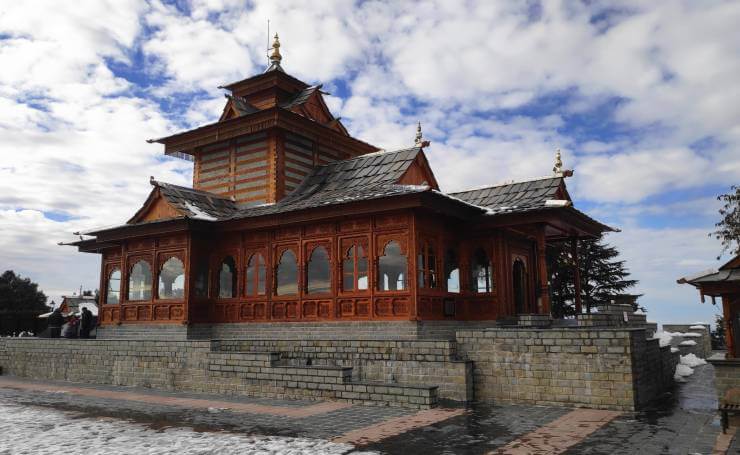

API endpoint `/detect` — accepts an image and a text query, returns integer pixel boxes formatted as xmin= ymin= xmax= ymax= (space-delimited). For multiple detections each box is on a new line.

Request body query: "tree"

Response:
xmin=548 ymin=236 xmax=639 ymax=318
xmin=0 ymin=270 xmax=48 ymax=314
xmin=711 ymin=185 xmax=740 ymax=258
xmin=712 ymin=314 xmax=726 ymax=350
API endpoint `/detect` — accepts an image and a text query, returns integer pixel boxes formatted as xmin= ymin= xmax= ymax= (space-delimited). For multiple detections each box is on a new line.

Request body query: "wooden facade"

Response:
xmin=72 ymin=44 xmax=609 ymax=330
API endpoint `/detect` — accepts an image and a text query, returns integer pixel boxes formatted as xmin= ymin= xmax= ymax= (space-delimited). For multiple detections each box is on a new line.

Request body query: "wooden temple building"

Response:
xmin=679 ymin=254 xmax=740 ymax=358
xmin=69 ymin=35 xmax=612 ymax=339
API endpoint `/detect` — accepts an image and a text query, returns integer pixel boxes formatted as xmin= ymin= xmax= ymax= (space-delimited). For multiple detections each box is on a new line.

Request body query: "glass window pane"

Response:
xmin=378 ymin=241 xmax=407 ymax=291
xmin=417 ymin=249 xmax=425 ymax=288
xmin=471 ymin=248 xmax=492 ymax=293
xmin=445 ymin=249 xmax=460 ymax=293
xmin=428 ymin=245 xmax=437 ymax=288
xmin=257 ymin=257 xmax=266 ymax=295
xmin=219 ymin=257 xmax=236 ymax=298
xmin=106 ymin=269 xmax=120 ymax=304
xmin=276 ymin=250 xmax=298 ymax=295
xmin=343 ymin=246 xmax=355 ymax=292
xmin=194 ymin=263 xmax=208 ymax=297
xmin=246 ymin=254 xmax=256 ymax=296
xmin=357 ymin=247 xmax=368 ymax=291
xmin=158 ymin=257 xmax=185 ymax=299
xmin=128 ymin=261 xmax=152 ymax=301
xmin=307 ymin=246 xmax=331 ymax=294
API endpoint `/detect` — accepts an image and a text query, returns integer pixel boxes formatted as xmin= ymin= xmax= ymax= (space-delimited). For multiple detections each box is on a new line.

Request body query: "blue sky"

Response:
xmin=0 ymin=0 xmax=738 ymax=327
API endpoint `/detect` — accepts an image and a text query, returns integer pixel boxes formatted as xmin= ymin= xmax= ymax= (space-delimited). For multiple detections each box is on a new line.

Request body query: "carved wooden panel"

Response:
xmin=304 ymin=223 xmax=334 ymax=237
xmin=374 ymin=298 xmax=393 ymax=317
xmin=376 ymin=233 xmax=408 ymax=256
xmin=154 ymin=305 xmax=170 ymax=320
xmin=128 ymin=239 xmax=155 ymax=252
xmin=170 ymin=305 xmax=184 ymax=320
xmin=124 ymin=306 xmax=137 ymax=321
xmin=302 ymin=300 xmax=318 ymax=318
xmin=272 ymin=302 xmax=286 ymax=319
xmin=254 ymin=302 xmax=266 ymax=319
xmin=158 ymin=234 xmax=187 ymax=248
xmin=339 ymin=218 xmax=370 ymax=232
xmin=337 ymin=298 xmax=370 ymax=318
xmin=275 ymin=226 xmax=301 ymax=240
xmin=240 ymin=303 xmax=254 ymax=320
xmin=375 ymin=213 xmax=407 ymax=228
xmin=244 ymin=230 xmax=269 ymax=244
xmin=138 ymin=305 xmax=151 ymax=321
xmin=392 ymin=297 xmax=409 ymax=315
xmin=286 ymin=301 xmax=298 ymax=318
xmin=340 ymin=236 xmax=369 ymax=256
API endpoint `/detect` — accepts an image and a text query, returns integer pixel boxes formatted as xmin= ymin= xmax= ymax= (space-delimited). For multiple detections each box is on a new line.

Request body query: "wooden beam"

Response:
xmin=536 ymin=224 xmax=550 ymax=315
xmin=571 ymin=237 xmax=582 ymax=314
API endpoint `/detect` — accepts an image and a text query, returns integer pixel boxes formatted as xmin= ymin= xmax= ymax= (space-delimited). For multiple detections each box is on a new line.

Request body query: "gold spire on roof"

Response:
xmin=414 ymin=121 xmax=423 ymax=145
xmin=269 ymin=33 xmax=282 ymax=65
xmin=553 ymin=148 xmax=563 ymax=175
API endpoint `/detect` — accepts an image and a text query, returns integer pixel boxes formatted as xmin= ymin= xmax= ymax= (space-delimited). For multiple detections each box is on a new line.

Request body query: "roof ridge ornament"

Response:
xmin=552 ymin=148 xmax=574 ymax=177
xmin=414 ymin=121 xmax=430 ymax=148
xmin=265 ymin=33 xmax=284 ymax=72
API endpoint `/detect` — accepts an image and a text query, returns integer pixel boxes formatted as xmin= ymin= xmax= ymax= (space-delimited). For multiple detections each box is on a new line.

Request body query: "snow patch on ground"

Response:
xmin=689 ymin=325 xmax=707 ymax=330
xmin=671 ymin=347 xmax=679 ymax=353
xmin=680 ymin=340 xmax=697 ymax=346
xmin=655 ymin=331 xmax=676 ymax=347
xmin=0 ymin=402 xmax=376 ymax=455
xmin=674 ymin=363 xmax=695 ymax=382
xmin=680 ymin=353 xmax=707 ymax=368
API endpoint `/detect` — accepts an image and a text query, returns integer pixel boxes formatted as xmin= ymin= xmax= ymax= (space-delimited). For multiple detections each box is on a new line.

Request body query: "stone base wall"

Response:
xmin=214 ymin=339 xmax=472 ymax=401
xmin=709 ymin=356 xmax=740 ymax=402
xmin=97 ymin=321 xmax=500 ymax=341
xmin=455 ymin=327 xmax=672 ymax=411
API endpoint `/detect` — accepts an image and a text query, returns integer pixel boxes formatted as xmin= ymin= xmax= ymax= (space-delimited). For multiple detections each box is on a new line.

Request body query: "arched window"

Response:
xmin=378 ymin=241 xmax=407 ymax=291
xmin=194 ymin=262 xmax=209 ymax=298
xmin=128 ymin=260 xmax=152 ymax=301
xmin=218 ymin=256 xmax=237 ymax=298
xmin=342 ymin=245 xmax=368 ymax=291
xmin=246 ymin=253 xmax=266 ymax=296
xmin=417 ymin=242 xmax=438 ymax=289
xmin=158 ymin=257 xmax=185 ymax=300
xmin=106 ymin=269 xmax=121 ymax=304
xmin=445 ymin=249 xmax=460 ymax=293
xmin=276 ymin=249 xmax=298 ymax=296
xmin=471 ymin=248 xmax=493 ymax=293
xmin=307 ymin=246 xmax=331 ymax=294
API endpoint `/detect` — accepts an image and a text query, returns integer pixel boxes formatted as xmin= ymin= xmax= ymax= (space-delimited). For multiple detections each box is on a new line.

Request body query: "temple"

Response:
xmin=68 ymin=35 xmax=612 ymax=340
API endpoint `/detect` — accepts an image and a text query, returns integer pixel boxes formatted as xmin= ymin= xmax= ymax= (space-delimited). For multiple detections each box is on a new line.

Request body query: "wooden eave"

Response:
xmin=87 ymin=218 xmax=211 ymax=243
xmin=219 ymin=70 xmax=309 ymax=97
xmin=690 ymin=281 xmax=740 ymax=297
xmin=150 ymin=107 xmax=378 ymax=157
xmin=475 ymin=207 xmax=613 ymax=240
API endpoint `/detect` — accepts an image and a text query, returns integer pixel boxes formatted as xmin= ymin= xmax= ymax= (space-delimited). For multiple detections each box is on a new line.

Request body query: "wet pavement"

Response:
xmin=0 ymin=363 xmax=735 ymax=454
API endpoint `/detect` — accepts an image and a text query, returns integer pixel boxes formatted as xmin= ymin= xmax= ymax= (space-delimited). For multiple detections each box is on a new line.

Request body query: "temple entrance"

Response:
xmin=513 ymin=258 xmax=527 ymax=314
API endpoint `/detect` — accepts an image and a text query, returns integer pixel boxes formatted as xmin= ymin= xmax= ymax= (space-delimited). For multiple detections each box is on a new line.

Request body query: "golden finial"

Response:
xmin=269 ymin=33 xmax=282 ymax=65
xmin=414 ymin=121 xmax=423 ymax=145
xmin=553 ymin=148 xmax=563 ymax=175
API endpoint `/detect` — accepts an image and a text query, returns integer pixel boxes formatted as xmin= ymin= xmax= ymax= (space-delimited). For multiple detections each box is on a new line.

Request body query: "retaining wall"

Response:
xmin=455 ymin=327 xmax=674 ymax=411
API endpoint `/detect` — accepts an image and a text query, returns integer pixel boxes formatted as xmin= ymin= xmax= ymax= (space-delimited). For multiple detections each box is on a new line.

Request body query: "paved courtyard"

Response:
xmin=0 ymin=363 xmax=736 ymax=454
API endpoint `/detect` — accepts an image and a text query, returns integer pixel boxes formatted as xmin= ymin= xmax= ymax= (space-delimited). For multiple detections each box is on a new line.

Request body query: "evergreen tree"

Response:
xmin=0 ymin=270 xmax=48 ymax=314
xmin=548 ymin=236 xmax=638 ymax=317
xmin=711 ymin=185 xmax=740 ymax=258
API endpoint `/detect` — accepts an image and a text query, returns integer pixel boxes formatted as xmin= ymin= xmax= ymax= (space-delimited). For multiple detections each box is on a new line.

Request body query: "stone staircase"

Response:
xmin=206 ymin=348 xmax=440 ymax=409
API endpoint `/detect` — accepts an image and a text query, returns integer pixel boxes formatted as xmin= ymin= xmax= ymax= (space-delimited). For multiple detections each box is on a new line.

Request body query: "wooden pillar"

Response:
xmin=724 ymin=294 xmax=736 ymax=359
xmin=571 ymin=238 xmax=582 ymax=314
xmin=536 ymin=225 xmax=550 ymax=315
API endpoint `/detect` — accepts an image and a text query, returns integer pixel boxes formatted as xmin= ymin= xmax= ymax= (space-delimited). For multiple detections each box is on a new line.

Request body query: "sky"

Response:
xmin=0 ymin=0 xmax=738 ymax=327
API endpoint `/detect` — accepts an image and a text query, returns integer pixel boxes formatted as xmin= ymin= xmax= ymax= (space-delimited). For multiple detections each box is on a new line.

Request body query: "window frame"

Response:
xmin=340 ymin=237 xmax=370 ymax=294
xmin=217 ymin=255 xmax=238 ymax=299
xmin=105 ymin=267 xmax=122 ymax=305
xmin=376 ymin=238 xmax=408 ymax=292
xmin=245 ymin=251 xmax=268 ymax=297
xmin=156 ymin=255 xmax=186 ymax=301
xmin=470 ymin=246 xmax=494 ymax=294
xmin=305 ymin=243 xmax=332 ymax=295
xmin=274 ymin=245 xmax=299 ymax=297
xmin=127 ymin=258 xmax=153 ymax=302
xmin=417 ymin=239 xmax=439 ymax=290
xmin=444 ymin=247 xmax=461 ymax=294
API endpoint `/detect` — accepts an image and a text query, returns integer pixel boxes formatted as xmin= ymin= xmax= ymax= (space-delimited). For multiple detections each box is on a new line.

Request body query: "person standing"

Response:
xmin=48 ymin=308 xmax=64 ymax=338
xmin=80 ymin=307 xmax=93 ymax=339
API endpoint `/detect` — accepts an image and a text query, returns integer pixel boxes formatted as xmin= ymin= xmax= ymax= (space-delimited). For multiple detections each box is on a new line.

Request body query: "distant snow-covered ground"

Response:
xmin=0 ymin=402 xmax=376 ymax=455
